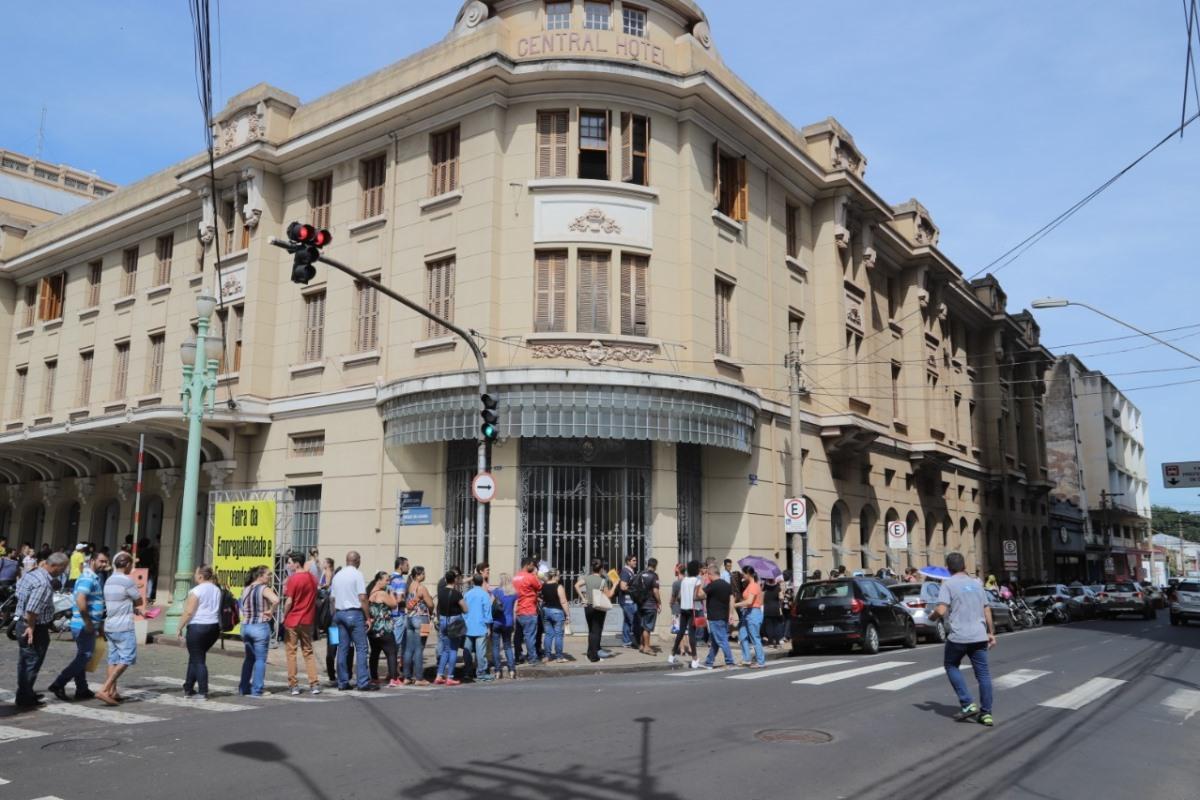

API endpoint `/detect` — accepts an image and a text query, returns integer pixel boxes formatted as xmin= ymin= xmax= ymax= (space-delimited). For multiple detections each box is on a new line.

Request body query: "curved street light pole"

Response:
xmin=1031 ymin=298 xmax=1200 ymax=365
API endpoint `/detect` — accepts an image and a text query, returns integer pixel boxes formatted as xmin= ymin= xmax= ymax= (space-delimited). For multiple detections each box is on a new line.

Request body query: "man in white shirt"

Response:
xmin=329 ymin=551 xmax=377 ymax=691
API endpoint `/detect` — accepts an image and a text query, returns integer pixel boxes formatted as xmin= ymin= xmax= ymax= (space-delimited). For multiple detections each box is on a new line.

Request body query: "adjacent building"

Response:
xmin=0 ymin=0 xmax=1057 ymax=603
xmin=1045 ymin=354 xmax=1152 ymax=581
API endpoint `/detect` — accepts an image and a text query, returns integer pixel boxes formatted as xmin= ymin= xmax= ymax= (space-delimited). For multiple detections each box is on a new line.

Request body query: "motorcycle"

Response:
xmin=1008 ymin=597 xmax=1040 ymax=629
xmin=1029 ymin=595 xmax=1069 ymax=625
xmin=4 ymin=590 xmax=74 ymax=640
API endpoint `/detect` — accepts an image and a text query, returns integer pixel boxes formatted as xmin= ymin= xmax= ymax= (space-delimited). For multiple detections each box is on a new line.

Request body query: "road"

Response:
xmin=0 ymin=616 xmax=1196 ymax=800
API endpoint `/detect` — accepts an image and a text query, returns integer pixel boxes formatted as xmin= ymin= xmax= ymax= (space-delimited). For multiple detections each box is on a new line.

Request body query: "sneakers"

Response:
xmin=388 ymin=679 xmax=404 ymax=688
xmin=444 ymin=678 xmax=461 ymax=687
xmin=434 ymin=677 xmax=446 ymax=685
xmin=290 ymin=687 xmax=302 ymax=696
xmin=310 ymin=686 xmax=321 ymax=696
xmin=955 ymin=703 xmax=980 ymax=721
xmin=690 ymin=660 xmax=701 ymax=670
xmin=978 ymin=713 xmax=994 ymax=727
xmin=667 ymin=655 xmax=677 ymax=665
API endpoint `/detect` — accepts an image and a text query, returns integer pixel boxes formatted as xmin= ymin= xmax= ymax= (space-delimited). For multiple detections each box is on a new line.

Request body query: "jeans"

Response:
xmin=468 ymin=634 xmax=490 ymax=678
xmin=542 ymin=607 xmax=566 ymax=660
xmin=739 ymin=607 xmax=765 ymax=666
xmin=517 ymin=614 xmax=540 ymax=665
xmin=185 ymin=622 xmax=220 ymax=695
xmin=491 ymin=626 xmax=515 ymax=673
xmin=239 ymin=622 xmax=271 ymax=695
xmin=51 ymin=628 xmax=97 ymax=693
xmin=334 ymin=609 xmax=371 ymax=689
xmin=705 ymin=619 xmax=735 ymax=666
xmin=437 ymin=616 xmax=464 ymax=678
xmin=585 ymin=606 xmax=606 ymax=661
xmin=15 ymin=622 xmax=50 ymax=705
xmin=402 ymin=615 xmax=427 ymax=681
xmin=620 ymin=599 xmax=642 ymax=646
xmin=392 ymin=614 xmax=407 ymax=654
xmin=944 ymin=640 xmax=993 ymax=713
xmin=369 ymin=631 xmax=398 ymax=681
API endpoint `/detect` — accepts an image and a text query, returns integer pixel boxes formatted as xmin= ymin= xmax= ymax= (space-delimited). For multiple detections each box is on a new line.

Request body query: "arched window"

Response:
xmin=884 ymin=508 xmax=900 ymax=571
xmin=831 ymin=502 xmax=847 ymax=570
xmin=859 ymin=506 xmax=877 ymax=571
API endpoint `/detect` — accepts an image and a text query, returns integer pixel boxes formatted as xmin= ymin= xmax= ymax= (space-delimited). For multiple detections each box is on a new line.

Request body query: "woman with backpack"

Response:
xmin=490 ymin=573 xmax=518 ymax=679
xmin=238 ymin=565 xmax=279 ymax=696
xmin=176 ymin=565 xmax=222 ymax=699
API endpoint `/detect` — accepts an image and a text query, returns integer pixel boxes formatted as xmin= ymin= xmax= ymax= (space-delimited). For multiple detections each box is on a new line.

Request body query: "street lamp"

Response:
xmin=1031 ymin=298 xmax=1200 ymax=364
xmin=162 ymin=290 xmax=222 ymax=636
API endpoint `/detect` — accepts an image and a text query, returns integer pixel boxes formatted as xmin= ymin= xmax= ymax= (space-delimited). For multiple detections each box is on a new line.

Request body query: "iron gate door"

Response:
xmin=518 ymin=439 xmax=650 ymax=591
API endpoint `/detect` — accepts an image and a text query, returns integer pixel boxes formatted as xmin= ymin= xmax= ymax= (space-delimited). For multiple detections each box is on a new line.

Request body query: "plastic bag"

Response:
xmin=86 ymin=637 xmax=107 ymax=672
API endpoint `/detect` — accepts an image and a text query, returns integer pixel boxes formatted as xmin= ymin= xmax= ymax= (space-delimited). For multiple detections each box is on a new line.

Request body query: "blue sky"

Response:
xmin=4 ymin=1 xmax=1199 ymax=513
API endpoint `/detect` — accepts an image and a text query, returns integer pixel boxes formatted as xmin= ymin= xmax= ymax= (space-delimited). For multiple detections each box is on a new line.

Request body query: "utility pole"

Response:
xmin=1099 ymin=489 xmax=1124 ymax=579
xmin=786 ymin=325 xmax=807 ymax=589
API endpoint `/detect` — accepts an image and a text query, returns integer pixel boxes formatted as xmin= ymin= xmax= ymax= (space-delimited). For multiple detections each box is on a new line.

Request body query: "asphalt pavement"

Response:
xmin=0 ymin=615 xmax=1196 ymax=800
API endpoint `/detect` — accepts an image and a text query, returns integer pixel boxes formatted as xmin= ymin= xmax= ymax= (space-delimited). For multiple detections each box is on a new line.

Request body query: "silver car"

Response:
xmin=888 ymin=581 xmax=947 ymax=642
xmin=1169 ymin=580 xmax=1200 ymax=626
xmin=1096 ymin=582 xmax=1155 ymax=620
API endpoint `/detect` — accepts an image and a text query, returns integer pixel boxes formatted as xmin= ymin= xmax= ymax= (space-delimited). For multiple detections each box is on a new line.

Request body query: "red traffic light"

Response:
xmin=286 ymin=222 xmax=332 ymax=248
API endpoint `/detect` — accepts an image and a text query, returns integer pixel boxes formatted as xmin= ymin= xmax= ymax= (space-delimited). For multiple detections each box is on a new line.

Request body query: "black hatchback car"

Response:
xmin=790 ymin=578 xmax=917 ymax=655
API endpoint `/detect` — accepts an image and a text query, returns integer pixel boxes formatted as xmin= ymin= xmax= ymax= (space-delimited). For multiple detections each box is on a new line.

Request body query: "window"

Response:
xmin=713 ymin=144 xmax=748 ymax=221
xmin=40 ymin=361 xmax=56 ymax=415
xmin=12 ymin=367 xmax=27 ymax=418
xmin=38 ymin=273 xmax=66 ymax=321
xmin=953 ymin=393 xmax=962 ymax=442
xmin=424 ymin=258 xmax=455 ymax=339
xmin=886 ymin=275 xmax=901 ymax=320
xmin=215 ymin=304 xmax=244 ymax=373
xmin=87 ymin=261 xmax=102 ymax=307
xmin=577 ymin=250 xmax=610 ymax=333
xmin=846 ymin=330 xmax=863 ymax=393
xmin=621 ymin=112 xmax=650 ymax=185
xmin=122 ymin=247 xmax=138 ymax=297
xmin=579 ymin=110 xmax=610 ymax=180
xmin=293 ymin=485 xmax=323 ymax=552
xmin=891 ymin=361 xmax=903 ymax=421
xmin=310 ymin=174 xmax=332 ymax=230
xmin=77 ymin=351 xmax=94 ymax=407
xmin=354 ymin=277 xmax=380 ymax=351
xmin=536 ymin=110 xmax=569 ymax=179
xmin=302 ymin=291 xmax=326 ymax=363
xmin=220 ymin=197 xmax=238 ymax=253
xmin=968 ymin=400 xmax=977 ymax=448
xmin=112 ymin=342 xmax=130 ymax=399
xmin=584 ymin=1 xmax=610 ymax=29
xmin=534 ymin=250 xmax=568 ymax=332
xmin=290 ymin=432 xmax=326 ymax=458
xmin=786 ymin=203 xmax=799 ymax=258
xmin=714 ymin=277 xmax=733 ymax=356
xmin=360 ymin=154 xmax=387 ymax=219
xmin=146 ymin=334 xmax=165 ymax=393
xmin=22 ymin=285 xmax=36 ymax=327
xmin=545 ymin=0 xmax=571 ymax=29
xmin=429 ymin=126 xmax=461 ymax=196
xmin=622 ymin=4 xmax=647 ymax=37
xmin=155 ymin=234 xmax=174 ymax=286
xmin=620 ymin=254 xmax=649 ymax=336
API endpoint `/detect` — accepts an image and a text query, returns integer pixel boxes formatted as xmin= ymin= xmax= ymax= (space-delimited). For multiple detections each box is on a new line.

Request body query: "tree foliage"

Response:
xmin=1151 ymin=505 xmax=1200 ymax=543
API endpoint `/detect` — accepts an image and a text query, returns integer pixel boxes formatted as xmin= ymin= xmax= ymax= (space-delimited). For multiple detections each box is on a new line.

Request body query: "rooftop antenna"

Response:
xmin=35 ymin=106 xmax=47 ymax=161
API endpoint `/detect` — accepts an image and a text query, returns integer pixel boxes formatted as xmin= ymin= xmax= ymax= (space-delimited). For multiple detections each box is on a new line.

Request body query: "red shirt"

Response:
xmin=284 ymin=570 xmax=318 ymax=627
xmin=512 ymin=571 xmax=543 ymax=617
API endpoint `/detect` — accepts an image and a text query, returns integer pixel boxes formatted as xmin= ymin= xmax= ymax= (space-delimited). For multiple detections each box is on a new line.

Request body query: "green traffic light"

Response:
xmin=481 ymin=422 xmax=498 ymax=441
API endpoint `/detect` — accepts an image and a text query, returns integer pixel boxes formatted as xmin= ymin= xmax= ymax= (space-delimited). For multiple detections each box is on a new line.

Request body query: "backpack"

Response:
xmin=218 ymin=587 xmax=241 ymax=633
xmin=316 ymin=587 xmax=333 ymax=630
xmin=628 ymin=571 xmax=651 ymax=606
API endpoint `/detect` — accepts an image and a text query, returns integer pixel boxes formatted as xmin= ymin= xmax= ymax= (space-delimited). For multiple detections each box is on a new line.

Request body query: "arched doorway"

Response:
xmin=972 ymin=520 xmax=983 ymax=573
xmin=884 ymin=508 xmax=900 ymax=571
xmin=92 ymin=499 xmax=120 ymax=553
xmin=831 ymin=502 xmax=848 ymax=570
xmin=20 ymin=504 xmax=45 ymax=546
xmin=859 ymin=505 xmax=877 ymax=571
xmin=906 ymin=511 xmax=920 ymax=569
xmin=0 ymin=505 xmax=12 ymax=541
xmin=957 ymin=517 xmax=968 ymax=559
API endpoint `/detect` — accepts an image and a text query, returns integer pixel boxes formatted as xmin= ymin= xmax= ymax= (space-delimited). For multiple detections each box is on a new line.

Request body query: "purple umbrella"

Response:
xmin=738 ymin=556 xmax=782 ymax=580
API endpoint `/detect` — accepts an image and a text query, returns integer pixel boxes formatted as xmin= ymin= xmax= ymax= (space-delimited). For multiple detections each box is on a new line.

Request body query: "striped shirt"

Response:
xmin=15 ymin=568 xmax=55 ymax=625
xmin=240 ymin=583 xmax=269 ymax=625
xmin=70 ymin=568 xmax=106 ymax=631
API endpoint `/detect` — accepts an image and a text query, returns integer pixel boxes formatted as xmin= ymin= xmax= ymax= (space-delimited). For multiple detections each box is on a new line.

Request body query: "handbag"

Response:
xmin=86 ymin=636 xmax=108 ymax=672
xmin=446 ymin=616 xmax=467 ymax=639
xmin=592 ymin=587 xmax=613 ymax=611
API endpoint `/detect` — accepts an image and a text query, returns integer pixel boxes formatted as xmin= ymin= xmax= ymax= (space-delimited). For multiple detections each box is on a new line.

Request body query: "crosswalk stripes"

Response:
xmin=121 ymin=689 xmax=255 ymax=712
xmin=727 ymin=660 xmax=853 ymax=680
xmin=992 ymin=669 xmax=1050 ymax=690
xmin=1039 ymin=677 xmax=1127 ymax=710
xmin=0 ymin=725 xmax=50 ymax=744
xmin=0 ymin=777 xmax=9 ymax=785
xmin=869 ymin=665 xmax=970 ymax=692
xmin=1160 ymin=689 xmax=1200 ymax=722
xmin=793 ymin=661 xmax=916 ymax=686
xmin=0 ymin=688 xmax=161 ymax=724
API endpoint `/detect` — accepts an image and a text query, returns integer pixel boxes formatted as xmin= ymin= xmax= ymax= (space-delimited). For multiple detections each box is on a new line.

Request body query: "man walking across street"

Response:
xmin=282 ymin=552 xmax=321 ymax=695
xmin=96 ymin=552 xmax=142 ymax=706
xmin=12 ymin=552 xmax=69 ymax=708
xmin=618 ymin=554 xmax=642 ymax=648
xmin=330 ymin=551 xmax=378 ymax=691
xmin=929 ymin=551 xmax=996 ymax=727
xmin=48 ymin=550 xmax=109 ymax=701
xmin=700 ymin=564 xmax=736 ymax=669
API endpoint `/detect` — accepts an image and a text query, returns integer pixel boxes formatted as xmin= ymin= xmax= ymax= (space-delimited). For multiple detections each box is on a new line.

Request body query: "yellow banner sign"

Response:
xmin=212 ymin=501 xmax=276 ymax=634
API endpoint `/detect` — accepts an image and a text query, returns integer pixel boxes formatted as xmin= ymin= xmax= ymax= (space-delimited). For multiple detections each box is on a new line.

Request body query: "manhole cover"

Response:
xmin=42 ymin=737 xmax=122 ymax=753
xmin=755 ymin=729 xmax=833 ymax=744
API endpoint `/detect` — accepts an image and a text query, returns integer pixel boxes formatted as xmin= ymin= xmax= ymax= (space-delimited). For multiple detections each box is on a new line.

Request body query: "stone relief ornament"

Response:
xmin=531 ymin=340 xmax=655 ymax=367
xmin=846 ymin=306 xmax=864 ymax=329
xmin=693 ymin=21 xmax=713 ymax=48
xmin=462 ymin=0 xmax=488 ymax=27
xmin=568 ymin=208 xmax=622 ymax=235
xmin=221 ymin=273 xmax=244 ymax=301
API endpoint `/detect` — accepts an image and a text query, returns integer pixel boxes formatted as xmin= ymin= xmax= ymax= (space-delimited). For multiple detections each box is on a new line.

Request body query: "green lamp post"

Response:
xmin=162 ymin=289 xmax=223 ymax=637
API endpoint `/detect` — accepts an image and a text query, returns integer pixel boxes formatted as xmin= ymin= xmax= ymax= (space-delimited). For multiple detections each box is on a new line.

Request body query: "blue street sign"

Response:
xmin=401 ymin=506 xmax=433 ymax=526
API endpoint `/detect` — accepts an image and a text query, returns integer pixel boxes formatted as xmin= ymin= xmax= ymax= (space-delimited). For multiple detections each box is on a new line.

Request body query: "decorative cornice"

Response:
xmin=530 ymin=339 xmax=655 ymax=367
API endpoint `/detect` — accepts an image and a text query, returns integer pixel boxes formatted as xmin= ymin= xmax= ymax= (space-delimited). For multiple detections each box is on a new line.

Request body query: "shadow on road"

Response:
xmin=220 ymin=740 xmax=331 ymax=800
xmin=912 ymin=700 xmax=963 ymax=720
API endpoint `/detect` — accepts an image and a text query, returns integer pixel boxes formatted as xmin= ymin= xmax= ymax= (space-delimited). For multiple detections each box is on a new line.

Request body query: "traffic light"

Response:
xmin=285 ymin=222 xmax=332 ymax=285
xmin=480 ymin=393 xmax=499 ymax=442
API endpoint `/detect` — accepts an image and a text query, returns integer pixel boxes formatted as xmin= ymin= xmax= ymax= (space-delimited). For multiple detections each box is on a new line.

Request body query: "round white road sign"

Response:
xmin=471 ymin=472 xmax=497 ymax=504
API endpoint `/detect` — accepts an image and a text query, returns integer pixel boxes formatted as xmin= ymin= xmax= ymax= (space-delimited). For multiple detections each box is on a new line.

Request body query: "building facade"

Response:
xmin=0 ymin=0 xmax=1055 ymax=602
xmin=1045 ymin=354 xmax=1152 ymax=581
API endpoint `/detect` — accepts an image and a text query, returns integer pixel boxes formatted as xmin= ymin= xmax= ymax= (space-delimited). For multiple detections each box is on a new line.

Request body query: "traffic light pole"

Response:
xmin=269 ymin=238 xmax=491 ymax=564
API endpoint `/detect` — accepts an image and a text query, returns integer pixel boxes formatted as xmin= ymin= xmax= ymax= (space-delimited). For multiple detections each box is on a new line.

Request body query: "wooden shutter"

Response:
xmin=621 ymin=112 xmax=633 ymax=182
xmin=233 ymin=306 xmax=244 ymax=371
xmin=78 ymin=351 xmax=93 ymax=406
xmin=534 ymin=251 xmax=567 ymax=332
xmin=714 ymin=279 xmax=732 ymax=355
xmin=577 ymin=251 xmax=610 ymax=333
xmin=536 ymin=111 xmax=568 ymax=178
xmin=304 ymin=292 xmax=326 ymax=362
xmin=735 ymin=157 xmax=748 ymax=221
xmin=37 ymin=278 xmax=50 ymax=321
xmin=113 ymin=343 xmax=130 ymax=399
xmin=712 ymin=141 xmax=721 ymax=207
xmin=156 ymin=234 xmax=174 ymax=285
xmin=620 ymin=254 xmax=649 ymax=336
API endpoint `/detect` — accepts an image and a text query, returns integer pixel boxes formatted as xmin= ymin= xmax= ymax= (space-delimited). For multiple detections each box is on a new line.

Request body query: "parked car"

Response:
xmin=1168 ymin=580 xmax=1200 ymax=626
xmin=1139 ymin=582 xmax=1167 ymax=609
xmin=985 ymin=589 xmax=1017 ymax=632
xmin=1066 ymin=584 xmax=1099 ymax=619
xmin=791 ymin=578 xmax=917 ymax=655
xmin=1096 ymin=582 xmax=1156 ymax=620
xmin=1024 ymin=584 xmax=1086 ymax=621
xmin=888 ymin=581 xmax=947 ymax=642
